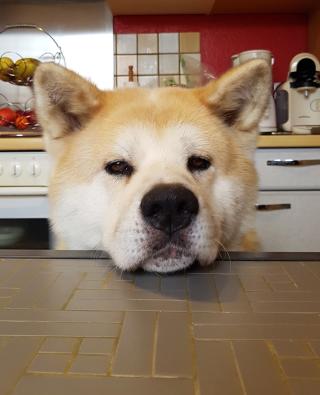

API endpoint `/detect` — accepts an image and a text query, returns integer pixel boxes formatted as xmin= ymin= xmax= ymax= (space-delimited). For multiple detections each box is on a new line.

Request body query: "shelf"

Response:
xmin=108 ymin=0 xmax=319 ymax=15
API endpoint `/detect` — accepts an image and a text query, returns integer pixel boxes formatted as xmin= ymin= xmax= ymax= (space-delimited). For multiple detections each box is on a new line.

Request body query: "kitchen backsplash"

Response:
xmin=114 ymin=32 xmax=201 ymax=88
xmin=114 ymin=15 xmax=308 ymax=82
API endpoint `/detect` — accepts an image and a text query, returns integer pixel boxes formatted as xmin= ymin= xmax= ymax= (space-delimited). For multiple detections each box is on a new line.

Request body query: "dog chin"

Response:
xmin=141 ymin=244 xmax=195 ymax=273
xmin=142 ymin=255 xmax=195 ymax=273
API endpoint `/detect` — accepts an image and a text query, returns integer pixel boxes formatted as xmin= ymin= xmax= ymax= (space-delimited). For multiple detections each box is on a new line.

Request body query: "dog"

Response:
xmin=33 ymin=59 xmax=271 ymax=273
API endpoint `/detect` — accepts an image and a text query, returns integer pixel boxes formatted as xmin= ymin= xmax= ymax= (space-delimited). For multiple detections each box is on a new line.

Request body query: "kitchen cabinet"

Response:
xmin=255 ymin=148 xmax=320 ymax=251
xmin=110 ymin=0 xmax=320 ymax=60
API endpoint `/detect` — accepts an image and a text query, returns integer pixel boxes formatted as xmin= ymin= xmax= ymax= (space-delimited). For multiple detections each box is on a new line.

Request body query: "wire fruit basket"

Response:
xmin=0 ymin=24 xmax=65 ymax=86
xmin=0 ymin=24 xmax=65 ymax=135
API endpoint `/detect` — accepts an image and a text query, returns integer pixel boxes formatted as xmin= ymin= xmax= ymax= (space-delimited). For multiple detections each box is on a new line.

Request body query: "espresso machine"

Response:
xmin=276 ymin=53 xmax=320 ymax=134
xmin=231 ymin=49 xmax=277 ymax=133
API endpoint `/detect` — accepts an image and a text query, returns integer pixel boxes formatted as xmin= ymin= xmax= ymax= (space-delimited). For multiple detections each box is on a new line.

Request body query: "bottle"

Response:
xmin=125 ymin=65 xmax=138 ymax=88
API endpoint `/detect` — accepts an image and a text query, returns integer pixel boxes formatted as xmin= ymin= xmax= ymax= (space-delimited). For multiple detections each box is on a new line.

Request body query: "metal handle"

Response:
xmin=0 ymin=24 xmax=61 ymax=49
xmin=256 ymin=203 xmax=291 ymax=211
xmin=1 ymin=24 xmax=44 ymax=32
xmin=267 ymin=159 xmax=320 ymax=166
xmin=0 ymin=24 xmax=66 ymax=66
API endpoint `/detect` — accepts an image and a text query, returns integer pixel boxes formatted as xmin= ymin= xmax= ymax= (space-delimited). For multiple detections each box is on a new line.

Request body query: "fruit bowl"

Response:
xmin=0 ymin=94 xmax=39 ymax=132
xmin=0 ymin=53 xmax=40 ymax=86
xmin=0 ymin=24 xmax=65 ymax=135
xmin=0 ymin=24 xmax=65 ymax=87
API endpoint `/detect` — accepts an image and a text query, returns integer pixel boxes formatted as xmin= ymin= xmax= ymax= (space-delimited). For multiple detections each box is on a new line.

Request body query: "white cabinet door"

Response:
xmin=256 ymin=191 xmax=320 ymax=252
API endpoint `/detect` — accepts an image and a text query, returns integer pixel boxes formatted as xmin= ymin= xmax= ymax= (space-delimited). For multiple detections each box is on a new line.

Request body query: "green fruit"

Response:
xmin=14 ymin=58 xmax=40 ymax=84
xmin=0 ymin=57 xmax=14 ymax=81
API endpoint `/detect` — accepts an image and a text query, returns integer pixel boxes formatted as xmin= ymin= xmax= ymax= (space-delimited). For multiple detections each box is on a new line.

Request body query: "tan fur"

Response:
xmin=33 ymin=60 xmax=271 ymax=272
xmin=239 ymin=230 xmax=261 ymax=252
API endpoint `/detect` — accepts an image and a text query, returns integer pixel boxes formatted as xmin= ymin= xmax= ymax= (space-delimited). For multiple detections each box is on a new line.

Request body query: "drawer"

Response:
xmin=255 ymin=148 xmax=320 ymax=190
xmin=256 ymin=191 xmax=320 ymax=252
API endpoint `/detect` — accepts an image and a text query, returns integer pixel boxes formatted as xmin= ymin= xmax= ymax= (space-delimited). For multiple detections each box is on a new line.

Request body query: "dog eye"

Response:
xmin=187 ymin=156 xmax=211 ymax=172
xmin=105 ymin=160 xmax=134 ymax=177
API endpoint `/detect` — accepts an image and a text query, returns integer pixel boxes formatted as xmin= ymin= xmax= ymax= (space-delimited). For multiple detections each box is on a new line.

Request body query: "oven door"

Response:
xmin=0 ymin=187 xmax=51 ymax=249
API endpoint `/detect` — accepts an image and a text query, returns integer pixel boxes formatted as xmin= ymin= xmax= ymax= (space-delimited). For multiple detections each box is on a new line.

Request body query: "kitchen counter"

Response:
xmin=0 ymin=250 xmax=320 ymax=395
xmin=258 ymin=134 xmax=320 ymax=148
xmin=2 ymin=135 xmax=320 ymax=151
xmin=1 ymin=137 xmax=43 ymax=151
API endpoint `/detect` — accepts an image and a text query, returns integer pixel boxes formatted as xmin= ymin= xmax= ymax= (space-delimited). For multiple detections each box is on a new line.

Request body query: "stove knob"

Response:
xmin=0 ymin=163 xmax=3 ymax=176
xmin=12 ymin=162 xmax=22 ymax=177
xmin=30 ymin=161 xmax=41 ymax=176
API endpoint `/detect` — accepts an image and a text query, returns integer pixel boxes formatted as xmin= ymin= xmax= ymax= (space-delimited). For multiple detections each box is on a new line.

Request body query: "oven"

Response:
xmin=0 ymin=0 xmax=114 ymax=249
xmin=0 ymin=151 xmax=51 ymax=249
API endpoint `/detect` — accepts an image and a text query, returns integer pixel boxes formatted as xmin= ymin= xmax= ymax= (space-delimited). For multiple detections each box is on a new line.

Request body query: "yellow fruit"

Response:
xmin=0 ymin=57 xmax=14 ymax=82
xmin=14 ymin=58 xmax=40 ymax=84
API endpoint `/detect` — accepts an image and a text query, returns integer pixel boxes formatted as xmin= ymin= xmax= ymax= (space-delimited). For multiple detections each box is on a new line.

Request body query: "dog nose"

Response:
xmin=140 ymin=184 xmax=199 ymax=235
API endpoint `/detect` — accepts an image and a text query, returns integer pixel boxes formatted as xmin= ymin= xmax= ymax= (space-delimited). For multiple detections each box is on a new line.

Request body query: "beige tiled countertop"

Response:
xmin=0 ymin=251 xmax=320 ymax=394
xmin=1 ymin=135 xmax=320 ymax=151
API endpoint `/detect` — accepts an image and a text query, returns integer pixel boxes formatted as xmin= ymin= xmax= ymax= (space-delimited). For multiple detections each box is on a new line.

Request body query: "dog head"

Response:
xmin=34 ymin=60 xmax=270 ymax=272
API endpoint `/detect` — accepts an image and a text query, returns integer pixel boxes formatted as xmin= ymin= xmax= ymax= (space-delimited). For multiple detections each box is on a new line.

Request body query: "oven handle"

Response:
xmin=0 ymin=187 xmax=48 ymax=196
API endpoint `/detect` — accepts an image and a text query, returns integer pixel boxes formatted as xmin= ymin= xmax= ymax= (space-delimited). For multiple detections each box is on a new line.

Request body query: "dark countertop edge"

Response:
xmin=0 ymin=250 xmax=320 ymax=261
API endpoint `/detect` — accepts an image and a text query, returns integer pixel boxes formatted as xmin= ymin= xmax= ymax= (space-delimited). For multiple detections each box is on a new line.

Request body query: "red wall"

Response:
xmin=114 ymin=14 xmax=308 ymax=82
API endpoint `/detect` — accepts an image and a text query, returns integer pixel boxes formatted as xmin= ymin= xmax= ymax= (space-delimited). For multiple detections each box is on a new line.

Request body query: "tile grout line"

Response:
xmin=265 ymin=340 xmax=292 ymax=393
xmin=61 ymin=272 xmax=87 ymax=311
xmin=229 ymin=341 xmax=248 ymax=395
xmin=107 ymin=310 xmax=125 ymax=377
xmin=281 ymin=264 xmax=299 ymax=289
xmin=151 ymin=311 xmax=159 ymax=377
xmin=6 ymin=336 xmax=45 ymax=395
xmin=301 ymin=261 xmax=320 ymax=282
xmin=101 ymin=271 xmax=113 ymax=289
xmin=307 ymin=341 xmax=319 ymax=357
xmin=186 ymin=280 xmax=201 ymax=395
xmin=212 ymin=274 xmax=225 ymax=313
xmin=157 ymin=33 xmax=160 ymax=86
xmin=178 ymin=32 xmax=181 ymax=84
xmin=64 ymin=337 xmax=82 ymax=374
xmin=263 ymin=274 xmax=285 ymax=291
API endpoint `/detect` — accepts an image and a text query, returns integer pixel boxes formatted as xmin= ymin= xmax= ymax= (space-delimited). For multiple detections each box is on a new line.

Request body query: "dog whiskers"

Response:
xmin=214 ymin=238 xmax=232 ymax=271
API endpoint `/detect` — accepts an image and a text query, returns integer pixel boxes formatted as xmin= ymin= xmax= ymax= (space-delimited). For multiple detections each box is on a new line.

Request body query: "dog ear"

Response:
xmin=201 ymin=59 xmax=271 ymax=131
xmin=33 ymin=63 xmax=103 ymax=140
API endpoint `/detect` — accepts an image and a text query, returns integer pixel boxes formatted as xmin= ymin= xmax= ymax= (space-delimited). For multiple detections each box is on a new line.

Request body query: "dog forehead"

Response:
xmin=110 ymin=121 xmax=209 ymax=159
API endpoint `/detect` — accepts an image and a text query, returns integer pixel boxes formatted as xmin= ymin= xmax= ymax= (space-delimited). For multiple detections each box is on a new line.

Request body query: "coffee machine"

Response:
xmin=276 ymin=53 xmax=320 ymax=134
xmin=231 ymin=49 xmax=277 ymax=133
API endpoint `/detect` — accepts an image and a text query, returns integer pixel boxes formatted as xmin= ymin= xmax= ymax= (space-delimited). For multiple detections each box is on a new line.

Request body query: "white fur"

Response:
xmin=51 ymin=174 xmax=109 ymax=250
